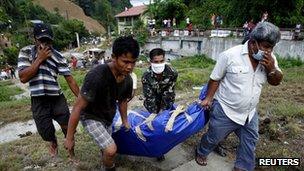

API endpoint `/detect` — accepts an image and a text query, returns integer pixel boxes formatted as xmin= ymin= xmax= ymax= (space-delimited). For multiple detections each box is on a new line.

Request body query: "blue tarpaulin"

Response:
xmin=112 ymin=85 xmax=208 ymax=157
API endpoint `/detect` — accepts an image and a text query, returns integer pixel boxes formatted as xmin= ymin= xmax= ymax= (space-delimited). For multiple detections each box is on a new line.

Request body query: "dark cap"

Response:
xmin=33 ymin=23 xmax=53 ymax=40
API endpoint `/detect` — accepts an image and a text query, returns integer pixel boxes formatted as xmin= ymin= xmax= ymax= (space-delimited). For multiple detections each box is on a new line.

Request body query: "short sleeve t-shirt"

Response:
xmin=80 ymin=64 xmax=132 ymax=125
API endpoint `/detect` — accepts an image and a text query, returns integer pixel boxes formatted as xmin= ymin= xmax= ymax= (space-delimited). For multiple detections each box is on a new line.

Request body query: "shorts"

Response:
xmin=31 ymin=94 xmax=70 ymax=141
xmin=81 ymin=119 xmax=114 ymax=150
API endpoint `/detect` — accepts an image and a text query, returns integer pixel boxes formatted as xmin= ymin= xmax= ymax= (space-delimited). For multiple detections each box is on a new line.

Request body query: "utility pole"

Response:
xmin=75 ymin=32 xmax=80 ymax=48
xmin=66 ymin=10 xmax=69 ymax=20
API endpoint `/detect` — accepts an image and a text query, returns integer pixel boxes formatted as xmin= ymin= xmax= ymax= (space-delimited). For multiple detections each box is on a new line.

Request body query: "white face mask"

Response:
xmin=151 ymin=63 xmax=165 ymax=74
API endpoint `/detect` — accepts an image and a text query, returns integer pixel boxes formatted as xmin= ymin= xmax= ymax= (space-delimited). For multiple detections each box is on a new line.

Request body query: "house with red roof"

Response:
xmin=115 ymin=5 xmax=148 ymax=34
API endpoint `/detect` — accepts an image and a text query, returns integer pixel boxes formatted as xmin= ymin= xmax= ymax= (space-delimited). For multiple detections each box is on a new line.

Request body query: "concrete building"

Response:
xmin=115 ymin=5 xmax=147 ymax=35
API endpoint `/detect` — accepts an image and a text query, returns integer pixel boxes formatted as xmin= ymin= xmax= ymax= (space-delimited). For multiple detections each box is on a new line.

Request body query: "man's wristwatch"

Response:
xmin=268 ymin=69 xmax=277 ymax=77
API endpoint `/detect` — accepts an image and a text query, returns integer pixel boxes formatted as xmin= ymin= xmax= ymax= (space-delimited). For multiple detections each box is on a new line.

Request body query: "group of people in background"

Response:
xmin=17 ymin=20 xmax=283 ymax=171
xmin=0 ymin=65 xmax=16 ymax=80
xmin=211 ymin=13 xmax=223 ymax=28
xmin=242 ymin=11 xmax=270 ymax=44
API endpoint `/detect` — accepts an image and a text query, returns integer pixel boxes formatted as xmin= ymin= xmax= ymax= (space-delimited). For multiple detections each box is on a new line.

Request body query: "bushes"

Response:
xmin=171 ymin=55 xmax=215 ymax=69
xmin=277 ymin=57 xmax=304 ymax=69
xmin=171 ymin=55 xmax=215 ymax=90
xmin=53 ymin=19 xmax=89 ymax=50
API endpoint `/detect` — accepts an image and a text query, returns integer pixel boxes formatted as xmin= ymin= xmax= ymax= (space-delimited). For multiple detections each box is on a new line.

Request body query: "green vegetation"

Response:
xmin=0 ymin=80 xmax=31 ymax=124
xmin=133 ymin=20 xmax=149 ymax=47
xmin=72 ymin=0 xmax=132 ymax=29
xmin=171 ymin=55 xmax=215 ymax=89
xmin=171 ymin=55 xmax=215 ymax=69
xmin=0 ymin=0 xmax=89 ymax=66
xmin=0 ymin=98 xmax=31 ymax=124
xmin=0 ymin=130 xmax=159 ymax=170
xmin=148 ymin=0 xmax=188 ymax=29
xmin=58 ymin=70 xmax=87 ymax=104
xmin=52 ymin=19 xmax=89 ymax=50
xmin=148 ymin=0 xmax=304 ymax=29
xmin=272 ymin=102 xmax=304 ymax=118
xmin=277 ymin=57 xmax=304 ymax=69
xmin=0 ymin=80 xmax=23 ymax=101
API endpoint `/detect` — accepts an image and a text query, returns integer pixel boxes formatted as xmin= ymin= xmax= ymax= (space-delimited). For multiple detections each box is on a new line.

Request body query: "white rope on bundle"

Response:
xmin=165 ymin=105 xmax=186 ymax=132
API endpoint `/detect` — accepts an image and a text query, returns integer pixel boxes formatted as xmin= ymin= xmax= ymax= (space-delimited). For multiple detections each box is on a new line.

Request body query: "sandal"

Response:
xmin=195 ymin=148 xmax=207 ymax=166
xmin=214 ymin=144 xmax=227 ymax=157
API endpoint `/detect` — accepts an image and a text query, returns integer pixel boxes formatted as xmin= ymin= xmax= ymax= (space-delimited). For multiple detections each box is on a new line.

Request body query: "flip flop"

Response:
xmin=195 ymin=148 xmax=207 ymax=166
xmin=214 ymin=144 xmax=227 ymax=157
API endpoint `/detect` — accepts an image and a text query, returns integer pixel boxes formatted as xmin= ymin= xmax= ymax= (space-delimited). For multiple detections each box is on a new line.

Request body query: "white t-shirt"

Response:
xmin=130 ymin=72 xmax=137 ymax=89
xmin=211 ymin=41 xmax=281 ymax=125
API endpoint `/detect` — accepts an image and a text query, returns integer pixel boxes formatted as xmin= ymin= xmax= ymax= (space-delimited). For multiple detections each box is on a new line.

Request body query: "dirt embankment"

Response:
xmin=33 ymin=0 xmax=106 ymax=34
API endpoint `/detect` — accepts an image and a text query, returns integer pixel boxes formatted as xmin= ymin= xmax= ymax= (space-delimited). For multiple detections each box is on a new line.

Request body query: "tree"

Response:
xmin=110 ymin=0 xmax=132 ymax=14
xmin=93 ymin=0 xmax=113 ymax=28
xmin=0 ymin=7 xmax=9 ymax=21
xmin=133 ymin=20 xmax=148 ymax=46
xmin=74 ymin=0 xmax=94 ymax=16
xmin=3 ymin=46 xmax=18 ymax=65
xmin=53 ymin=19 xmax=89 ymax=50
xmin=187 ymin=0 xmax=304 ymax=28
xmin=148 ymin=0 xmax=188 ymax=28
xmin=0 ymin=0 xmax=16 ymax=15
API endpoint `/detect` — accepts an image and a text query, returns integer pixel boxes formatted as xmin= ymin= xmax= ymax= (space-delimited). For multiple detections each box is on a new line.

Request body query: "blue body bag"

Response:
xmin=111 ymin=85 xmax=208 ymax=157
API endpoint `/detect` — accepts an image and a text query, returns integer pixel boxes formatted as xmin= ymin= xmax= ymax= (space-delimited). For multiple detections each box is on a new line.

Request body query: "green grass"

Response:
xmin=175 ymin=68 xmax=211 ymax=90
xmin=171 ymin=55 xmax=215 ymax=90
xmin=58 ymin=70 xmax=87 ymax=104
xmin=133 ymin=67 xmax=145 ymax=79
xmin=0 ymin=80 xmax=13 ymax=86
xmin=0 ymin=129 xmax=160 ymax=170
xmin=0 ymin=98 xmax=31 ymax=124
xmin=256 ymin=139 xmax=302 ymax=171
xmin=277 ymin=57 xmax=304 ymax=69
xmin=0 ymin=80 xmax=29 ymax=124
xmin=272 ymin=102 xmax=304 ymax=118
xmin=171 ymin=55 xmax=215 ymax=69
xmin=0 ymin=80 xmax=24 ymax=102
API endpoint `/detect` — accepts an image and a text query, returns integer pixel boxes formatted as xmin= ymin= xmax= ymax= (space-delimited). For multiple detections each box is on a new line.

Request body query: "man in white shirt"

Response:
xmin=195 ymin=22 xmax=283 ymax=171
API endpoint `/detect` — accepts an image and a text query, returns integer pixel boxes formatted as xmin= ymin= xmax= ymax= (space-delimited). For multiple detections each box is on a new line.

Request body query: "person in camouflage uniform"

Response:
xmin=142 ymin=48 xmax=178 ymax=114
xmin=142 ymin=48 xmax=178 ymax=161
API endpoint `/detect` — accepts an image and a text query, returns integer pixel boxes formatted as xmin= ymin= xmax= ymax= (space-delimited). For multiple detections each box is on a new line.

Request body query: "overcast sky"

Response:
xmin=130 ymin=0 xmax=150 ymax=6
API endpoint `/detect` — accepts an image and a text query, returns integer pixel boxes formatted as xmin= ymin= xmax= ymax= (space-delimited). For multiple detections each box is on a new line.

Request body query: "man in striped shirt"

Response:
xmin=17 ymin=23 xmax=79 ymax=158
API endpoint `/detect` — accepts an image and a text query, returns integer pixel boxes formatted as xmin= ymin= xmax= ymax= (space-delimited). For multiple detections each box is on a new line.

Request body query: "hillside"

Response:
xmin=33 ymin=0 xmax=106 ymax=34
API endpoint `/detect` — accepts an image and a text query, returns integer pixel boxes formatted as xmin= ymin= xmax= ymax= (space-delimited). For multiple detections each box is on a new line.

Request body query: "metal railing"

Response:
xmin=134 ymin=27 xmax=304 ymax=40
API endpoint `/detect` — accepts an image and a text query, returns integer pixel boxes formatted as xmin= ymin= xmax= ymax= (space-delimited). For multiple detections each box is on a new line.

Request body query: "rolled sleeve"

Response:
xmin=210 ymin=52 xmax=228 ymax=81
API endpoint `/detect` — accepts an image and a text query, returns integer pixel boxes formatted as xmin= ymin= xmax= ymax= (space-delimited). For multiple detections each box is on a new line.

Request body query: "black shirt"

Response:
xmin=80 ymin=64 xmax=132 ymax=125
